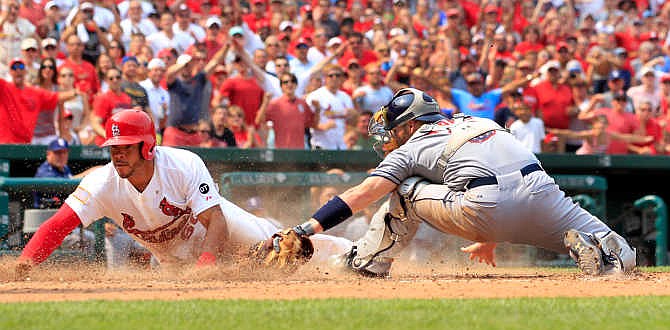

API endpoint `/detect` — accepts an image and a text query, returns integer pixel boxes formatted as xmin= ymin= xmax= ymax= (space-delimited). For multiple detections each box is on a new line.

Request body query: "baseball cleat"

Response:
xmin=328 ymin=247 xmax=391 ymax=278
xmin=564 ymin=229 xmax=604 ymax=275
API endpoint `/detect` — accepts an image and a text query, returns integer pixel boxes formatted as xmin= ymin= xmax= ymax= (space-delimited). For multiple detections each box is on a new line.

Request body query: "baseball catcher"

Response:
xmin=259 ymin=87 xmax=637 ymax=277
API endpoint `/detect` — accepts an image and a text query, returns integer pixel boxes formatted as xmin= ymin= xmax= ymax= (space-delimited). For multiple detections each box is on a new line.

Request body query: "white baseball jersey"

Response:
xmin=66 ymin=147 xmax=220 ymax=264
xmin=66 ymin=146 xmax=352 ymax=265
xmin=305 ymin=86 xmax=354 ymax=150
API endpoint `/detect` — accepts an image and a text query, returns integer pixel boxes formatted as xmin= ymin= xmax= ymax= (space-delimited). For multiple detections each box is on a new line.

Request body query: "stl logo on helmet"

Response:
xmin=111 ymin=123 xmax=121 ymax=137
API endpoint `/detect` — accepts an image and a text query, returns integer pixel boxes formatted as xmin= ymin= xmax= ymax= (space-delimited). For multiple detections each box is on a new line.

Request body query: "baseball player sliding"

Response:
xmin=259 ymin=87 xmax=636 ymax=277
xmin=15 ymin=110 xmax=351 ymax=277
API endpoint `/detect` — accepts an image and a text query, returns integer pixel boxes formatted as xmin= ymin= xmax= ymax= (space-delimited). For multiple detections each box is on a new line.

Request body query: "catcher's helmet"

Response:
xmin=101 ymin=110 xmax=156 ymax=160
xmin=380 ymin=87 xmax=444 ymax=130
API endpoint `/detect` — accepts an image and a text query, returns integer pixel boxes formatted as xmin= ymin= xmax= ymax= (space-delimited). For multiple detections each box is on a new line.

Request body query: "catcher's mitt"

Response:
xmin=249 ymin=228 xmax=314 ymax=272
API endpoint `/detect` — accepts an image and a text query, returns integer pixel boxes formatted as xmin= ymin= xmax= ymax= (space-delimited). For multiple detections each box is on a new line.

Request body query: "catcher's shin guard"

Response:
xmin=336 ymin=177 xmax=428 ymax=277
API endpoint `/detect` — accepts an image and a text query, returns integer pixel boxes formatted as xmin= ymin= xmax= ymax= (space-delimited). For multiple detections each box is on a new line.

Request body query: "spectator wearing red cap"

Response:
xmin=289 ymin=38 xmax=315 ymax=77
xmin=473 ymin=3 xmax=500 ymax=37
xmin=338 ymin=32 xmax=378 ymax=68
xmin=173 ymin=3 xmax=205 ymax=42
xmin=146 ymin=12 xmax=195 ymax=55
xmin=243 ymin=0 xmax=271 ymax=33
xmin=509 ymin=100 xmax=545 ymax=154
xmin=58 ymin=109 xmax=81 ymax=146
xmin=0 ymin=58 xmax=80 ymax=144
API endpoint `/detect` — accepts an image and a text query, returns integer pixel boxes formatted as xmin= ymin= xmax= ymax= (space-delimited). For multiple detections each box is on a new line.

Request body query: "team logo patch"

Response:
xmin=111 ymin=123 xmax=120 ymax=137
xmin=199 ymin=183 xmax=210 ymax=194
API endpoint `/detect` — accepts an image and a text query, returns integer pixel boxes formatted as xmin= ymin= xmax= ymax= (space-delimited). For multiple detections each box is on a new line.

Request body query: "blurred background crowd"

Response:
xmin=2 ymin=0 xmax=670 ymax=155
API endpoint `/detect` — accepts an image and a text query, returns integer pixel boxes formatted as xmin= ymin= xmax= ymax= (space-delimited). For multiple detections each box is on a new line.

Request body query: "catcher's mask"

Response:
xmin=368 ymin=88 xmax=444 ymax=156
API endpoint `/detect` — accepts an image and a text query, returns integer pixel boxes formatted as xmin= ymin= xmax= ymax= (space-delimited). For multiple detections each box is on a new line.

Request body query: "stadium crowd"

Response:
xmin=1 ymin=0 xmax=670 ymax=155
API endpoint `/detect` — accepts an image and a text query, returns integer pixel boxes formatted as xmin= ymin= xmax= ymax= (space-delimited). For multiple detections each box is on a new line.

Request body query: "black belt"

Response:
xmin=466 ymin=163 xmax=543 ymax=189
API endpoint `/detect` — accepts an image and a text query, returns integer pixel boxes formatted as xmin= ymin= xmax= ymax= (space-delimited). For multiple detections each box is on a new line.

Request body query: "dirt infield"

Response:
xmin=2 ymin=259 xmax=670 ymax=302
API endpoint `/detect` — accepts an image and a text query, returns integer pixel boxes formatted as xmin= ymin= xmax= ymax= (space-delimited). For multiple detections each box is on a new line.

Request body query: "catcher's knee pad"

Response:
xmin=595 ymin=231 xmax=636 ymax=273
xmin=343 ymin=199 xmax=421 ymax=276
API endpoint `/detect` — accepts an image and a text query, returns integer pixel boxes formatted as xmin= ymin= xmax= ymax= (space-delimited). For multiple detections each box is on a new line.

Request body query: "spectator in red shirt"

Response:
xmin=215 ymin=54 xmax=265 ymax=128
xmin=338 ymin=32 xmax=379 ymax=68
xmin=58 ymin=35 xmax=100 ymax=101
xmin=256 ymin=73 xmax=318 ymax=149
xmin=579 ymin=91 xmax=640 ymax=154
xmin=514 ymin=25 xmax=544 ymax=58
xmin=90 ymin=67 xmax=134 ymax=146
xmin=535 ymin=61 xmax=576 ymax=131
xmin=243 ymin=0 xmax=270 ymax=33
xmin=0 ymin=58 xmax=80 ymax=144
xmin=629 ymin=100 xmax=664 ymax=155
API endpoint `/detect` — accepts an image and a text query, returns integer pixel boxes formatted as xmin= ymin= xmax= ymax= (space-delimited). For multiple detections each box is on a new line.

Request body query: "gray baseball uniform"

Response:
xmin=369 ymin=116 xmax=611 ymax=252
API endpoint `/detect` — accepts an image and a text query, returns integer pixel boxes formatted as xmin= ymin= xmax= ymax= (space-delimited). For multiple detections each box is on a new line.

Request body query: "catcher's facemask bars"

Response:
xmin=368 ymin=110 xmax=394 ymax=158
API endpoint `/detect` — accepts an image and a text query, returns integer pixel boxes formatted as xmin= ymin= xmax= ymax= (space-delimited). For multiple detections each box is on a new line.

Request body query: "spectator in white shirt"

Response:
xmin=116 ymin=0 xmax=154 ymax=20
xmin=352 ymin=63 xmax=393 ymax=113
xmin=307 ymin=27 xmax=330 ymax=64
xmin=139 ymin=58 xmax=170 ymax=135
xmin=120 ymin=0 xmax=157 ymax=50
xmin=146 ymin=11 xmax=194 ymax=55
xmin=305 ymin=64 xmax=355 ymax=150
xmin=172 ymin=3 xmax=205 ymax=42
xmin=509 ymin=100 xmax=545 ymax=154
xmin=289 ymin=37 xmax=315 ymax=78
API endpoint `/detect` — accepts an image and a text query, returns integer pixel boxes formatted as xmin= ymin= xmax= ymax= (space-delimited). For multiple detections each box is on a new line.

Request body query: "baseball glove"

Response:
xmin=249 ymin=228 xmax=314 ymax=272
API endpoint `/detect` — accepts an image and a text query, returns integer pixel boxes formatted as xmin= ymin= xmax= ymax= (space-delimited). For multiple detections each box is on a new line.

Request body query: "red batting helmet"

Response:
xmin=101 ymin=110 xmax=156 ymax=160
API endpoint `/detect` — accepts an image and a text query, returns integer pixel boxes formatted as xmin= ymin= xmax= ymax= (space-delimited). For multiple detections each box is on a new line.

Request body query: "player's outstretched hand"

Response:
xmin=460 ymin=242 xmax=497 ymax=267
xmin=195 ymin=251 xmax=217 ymax=268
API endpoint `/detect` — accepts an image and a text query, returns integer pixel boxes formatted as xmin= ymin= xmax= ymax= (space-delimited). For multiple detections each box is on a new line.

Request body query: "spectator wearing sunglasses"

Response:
xmin=256 ymin=73 xmax=319 ymax=149
xmin=0 ymin=58 xmax=81 ymax=144
xmin=305 ymin=64 xmax=355 ymax=150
